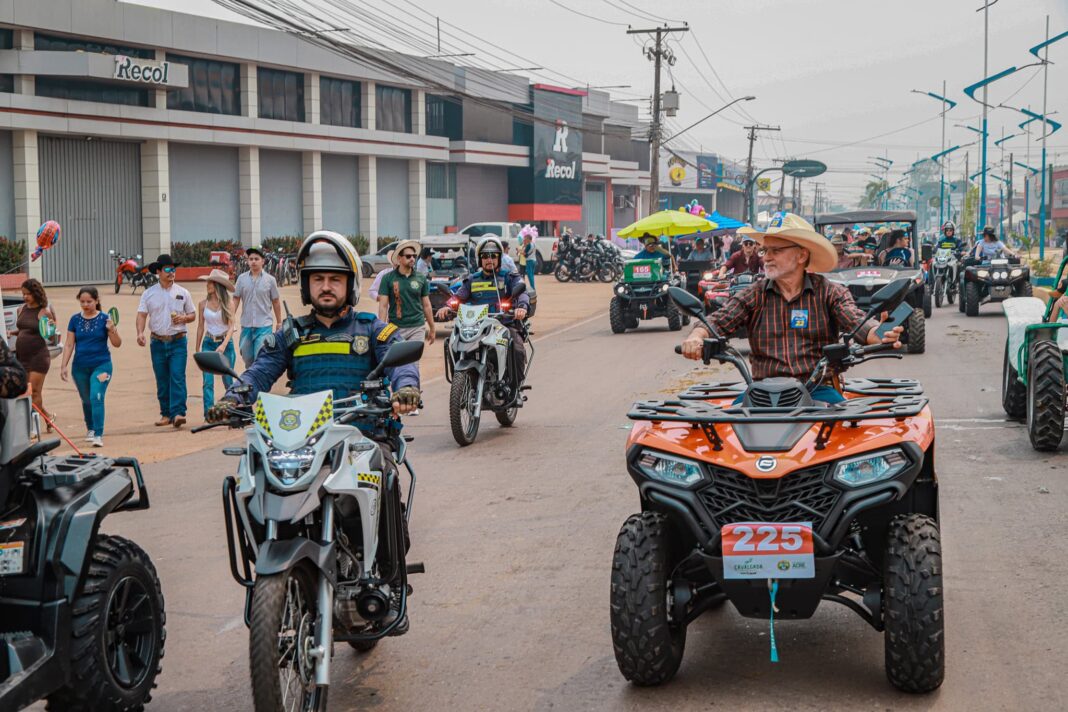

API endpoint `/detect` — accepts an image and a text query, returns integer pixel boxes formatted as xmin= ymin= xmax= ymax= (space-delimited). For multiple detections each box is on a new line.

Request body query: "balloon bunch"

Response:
xmin=518 ymin=224 xmax=539 ymax=240
xmin=677 ymin=199 xmax=707 ymax=218
xmin=31 ymin=220 xmax=61 ymax=262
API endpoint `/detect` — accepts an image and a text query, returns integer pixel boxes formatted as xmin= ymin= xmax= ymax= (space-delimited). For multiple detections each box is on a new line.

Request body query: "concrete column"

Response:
xmin=241 ymin=63 xmax=258 ymax=118
xmin=362 ymin=81 xmax=376 ymax=130
xmin=409 ymin=158 xmax=426 ymax=240
xmin=140 ymin=140 xmax=170 ymax=262
xmin=302 ymin=150 xmax=322 ymax=235
xmin=305 ymin=72 xmax=320 ymax=124
xmin=239 ymin=146 xmax=261 ymax=247
xmin=13 ymin=130 xmax=40 ymax=280
xmin=359 ymin=155 xmax=378 ymax=252
xmin=14 ymin=29 xmax=33 ymax=95
xmin=411 ymin=89 xmax=425 ymax=135
xmin=153 ymin=49 xmax=168 ymax=109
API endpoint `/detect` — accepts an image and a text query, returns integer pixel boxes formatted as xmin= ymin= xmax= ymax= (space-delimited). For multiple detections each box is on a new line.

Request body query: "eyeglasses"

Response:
xmin=757 ymin=245 xmax=800 ymax=258
xmin=399 ymin=252 xmax=416 ymax=260
xmin=162 ymin=266 xmax=176 ymax=274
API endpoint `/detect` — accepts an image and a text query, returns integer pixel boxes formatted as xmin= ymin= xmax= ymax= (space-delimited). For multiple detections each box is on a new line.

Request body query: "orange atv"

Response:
xmin=610 ymin=281 xmax=943 ymax=693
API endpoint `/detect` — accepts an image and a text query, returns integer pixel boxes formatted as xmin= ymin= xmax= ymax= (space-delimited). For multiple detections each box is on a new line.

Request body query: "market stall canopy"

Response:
xmin=706 ymin=211 xmax=746 ymax=230
xmin=618 ymin=210 xmax=718 ymax=238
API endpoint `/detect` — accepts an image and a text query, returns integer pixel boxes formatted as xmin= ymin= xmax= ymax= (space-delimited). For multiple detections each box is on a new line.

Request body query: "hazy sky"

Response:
xmin=130 ymin=0 xmax=1067 ymax=206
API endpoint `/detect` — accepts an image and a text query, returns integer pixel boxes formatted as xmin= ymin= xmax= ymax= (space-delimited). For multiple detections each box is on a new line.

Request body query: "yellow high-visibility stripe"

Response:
xmin=470 ymin=281 xmax=499 ymax=293
xmin=293 ymin=342 xmax=351 ymax=357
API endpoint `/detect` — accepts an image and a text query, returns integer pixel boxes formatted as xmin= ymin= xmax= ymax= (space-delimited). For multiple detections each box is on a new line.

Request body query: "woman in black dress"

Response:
xmin=10 ymin=279 xmax=56 ymax=430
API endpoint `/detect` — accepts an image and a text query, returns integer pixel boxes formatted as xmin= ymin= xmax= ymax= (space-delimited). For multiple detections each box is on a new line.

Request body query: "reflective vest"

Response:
xmin=465 ymin=271 xmax=512 ymax=309
xmin=288 ymin=312 xmax=379 ymax=400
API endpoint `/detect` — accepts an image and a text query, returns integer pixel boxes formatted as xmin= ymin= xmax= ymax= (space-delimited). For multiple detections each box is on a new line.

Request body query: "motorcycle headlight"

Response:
xmin=459 ymin=324 xmax=480 ymax=340
xmin=977 ymin=269 xmax=989 ymax=278
xmin=637 ymin=450 xmax=705 ymax=487
xmin=832 ymin=448 xmax=909 ymax=488
xmin=702 ymin=271 xmax=715 ymax=281
xmin=266 ymin=447 xmax=317 ymax=485
xmin=1010 ymin=269 xmax=1023 ymax=278
xmin=615 ymin=284 xmax=626 ymax=295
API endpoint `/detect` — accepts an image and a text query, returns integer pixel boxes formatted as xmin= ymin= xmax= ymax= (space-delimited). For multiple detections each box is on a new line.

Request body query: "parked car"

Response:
xmin=459 ymin=222 xmax=558 ymax=274
xmin=361 ymin=241 xmax=398 ymax=278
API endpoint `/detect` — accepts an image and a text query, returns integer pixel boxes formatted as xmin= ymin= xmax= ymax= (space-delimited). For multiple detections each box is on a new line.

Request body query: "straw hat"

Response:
xmin=198 ymin=268 xmax=235 ymax=291
xmin=389 ymin=239 xmax=422 ymax=266
xmin=737 ymin=212 xmax=838 ymax=273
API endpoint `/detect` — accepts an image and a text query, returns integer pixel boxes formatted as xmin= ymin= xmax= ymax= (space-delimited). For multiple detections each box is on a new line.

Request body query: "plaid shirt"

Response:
xmin=706 ymin=273 xmax=869 ymax=380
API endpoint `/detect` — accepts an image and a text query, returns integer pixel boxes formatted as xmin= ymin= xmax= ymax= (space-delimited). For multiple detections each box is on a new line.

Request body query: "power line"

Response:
xmin=548 ymin=0 xmax=629 ymax=26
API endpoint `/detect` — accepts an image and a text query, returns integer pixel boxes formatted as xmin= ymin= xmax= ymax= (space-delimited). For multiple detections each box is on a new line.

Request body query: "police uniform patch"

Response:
xmin=279 ymin=409 xmax=301 ymax=431
xmin=378 ymin=323 xmax=398 ymax=342
xmin=353 ymin=335 xmax=370 ymax=354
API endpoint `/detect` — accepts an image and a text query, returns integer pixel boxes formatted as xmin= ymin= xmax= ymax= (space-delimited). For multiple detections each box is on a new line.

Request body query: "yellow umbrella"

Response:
xmin=618 ymin=210 xmax=718 ymax=238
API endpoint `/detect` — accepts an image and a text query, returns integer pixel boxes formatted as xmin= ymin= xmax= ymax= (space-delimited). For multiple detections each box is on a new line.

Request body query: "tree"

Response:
xmin=860 ymin=180 xmax=889 ymax=209
xmin=960 ymin=184 xmax=980 ymax=239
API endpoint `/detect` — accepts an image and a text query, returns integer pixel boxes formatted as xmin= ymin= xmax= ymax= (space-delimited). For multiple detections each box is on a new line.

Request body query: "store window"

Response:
xmin=1055 ymin=178 xmax=1068 ymax=210
xmin=426 ymin=94 xmax=462 ymax=140
xmin=376 ymin=85 xmax=412 ymax=133
xmin=0 ymin=30 xmax=11 ymax=93
xmin=426 ymin=162 xmax=456 ymax=199
xmin=258 ymin=68 xmax=305 ymax=122
xmin=320 ymin=76 xmax=361 ymax=128
xmin=34 ymin=33 xmax=154 ymax=106
xmin=166 ymin=54 xmax=240 ymax=115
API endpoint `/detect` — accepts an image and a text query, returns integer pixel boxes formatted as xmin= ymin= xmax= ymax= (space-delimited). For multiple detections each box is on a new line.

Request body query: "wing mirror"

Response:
xmin=668 ymin=286 xmax=705 ymax=318
xmin=921 ymin=244 xmax=933 ymax=261
xmin=511 ymin=281 xmax=526 ymax=298
xmin=866 ymin=278 xmax=912 ymax=320
xmin=366 ymin=340 xmax=424 ymax=380
xmin=194 ymin=351 xmax=240 ymax=380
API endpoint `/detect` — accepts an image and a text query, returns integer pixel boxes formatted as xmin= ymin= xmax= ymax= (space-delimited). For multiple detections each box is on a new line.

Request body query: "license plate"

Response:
xmin=0 ymin=541 xmax=25 ymax=575
xmin=722 ymin=522 xmax=815 ymax=579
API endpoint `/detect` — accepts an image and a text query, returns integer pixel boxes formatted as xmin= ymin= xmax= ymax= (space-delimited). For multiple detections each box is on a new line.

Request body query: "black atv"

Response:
xmin=961 ymin=252 xmax=1032 ymax=316
xmin=0 ymin=396 xmax=165 ymax=711
xmin=610 ymin=258 xmax=689 ymax=333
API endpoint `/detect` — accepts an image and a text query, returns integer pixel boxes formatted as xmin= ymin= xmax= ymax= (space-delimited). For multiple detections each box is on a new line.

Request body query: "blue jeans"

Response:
xmin=150 ymin=336 xmax=188 ymax=419
xmin=525 ymin=261 xmax=536 ymax=288
xmin=240 ymin=326 xmax=273 ymax=367
xmin=71 ymin=361 xmax=112 ymax=435
xmin=733 ymin=384 xmax=844 ymax=405
xmin=200 ymin=336 xmax=235 ymax=416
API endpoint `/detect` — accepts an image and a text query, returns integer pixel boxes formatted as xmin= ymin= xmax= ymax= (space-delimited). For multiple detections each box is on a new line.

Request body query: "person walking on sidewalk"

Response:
xmin=195 ymin=269 xmax=237 ymax=419
xmin=519 ymin=225 xmax=538 ymax=288
xmin=11 ymin=278 xmax=56 ymax=430
xmin=377 ymin=239 xmax=435 ymax=347
xmin=136 ymin=254 xmax=196 ymax=428
xmin=233 ymin=246 xmax=281 ymax=367
xmin=60 ymin=287 xmax=121 ymax=447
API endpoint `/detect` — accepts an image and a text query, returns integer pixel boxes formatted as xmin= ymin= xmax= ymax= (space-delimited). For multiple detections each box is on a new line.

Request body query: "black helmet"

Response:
xmin=982 ymin=226 xmax=997 ymax=238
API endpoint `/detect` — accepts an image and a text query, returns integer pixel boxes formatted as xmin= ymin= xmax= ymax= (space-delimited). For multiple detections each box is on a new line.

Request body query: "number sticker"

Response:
xmin=722 ymin=522 xmax=815 ymax=579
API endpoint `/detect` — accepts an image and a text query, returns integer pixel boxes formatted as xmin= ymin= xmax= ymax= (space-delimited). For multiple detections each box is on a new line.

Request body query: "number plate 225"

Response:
xmin=721 ymin=522 xmax=815 ymax=580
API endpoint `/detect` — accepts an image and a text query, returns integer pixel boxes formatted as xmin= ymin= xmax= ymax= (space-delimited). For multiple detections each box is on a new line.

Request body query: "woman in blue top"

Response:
xmin=59 ymin=286 xmax=121 ymax=447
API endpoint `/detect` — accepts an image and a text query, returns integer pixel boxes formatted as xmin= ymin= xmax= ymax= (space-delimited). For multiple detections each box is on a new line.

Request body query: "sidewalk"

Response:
xmin=29 ymin=277 xmax=612 ymax=463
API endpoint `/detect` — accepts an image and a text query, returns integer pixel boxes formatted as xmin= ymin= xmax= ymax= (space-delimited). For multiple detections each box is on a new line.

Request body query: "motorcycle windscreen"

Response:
xmin=256 ymin=391 xmax=333 ymax=451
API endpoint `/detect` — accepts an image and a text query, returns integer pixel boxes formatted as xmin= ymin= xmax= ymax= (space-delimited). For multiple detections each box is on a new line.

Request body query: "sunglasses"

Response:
xmin=162 ymin=266 xmax=176 ymax=273
xmin=757 ymin=245 xmax=800 ymax=257
xmin=399 ymin=252 xmax=416 ymax=259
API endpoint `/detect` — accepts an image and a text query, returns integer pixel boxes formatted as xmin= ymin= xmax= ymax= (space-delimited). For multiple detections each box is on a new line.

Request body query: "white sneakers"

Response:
xmin=91 ymin=436 xmax=103 ymax=448
xmin=85 ymin=431 xmax=95 ymax=442
xmin=85 ymin=431 xmax=103 ymax=447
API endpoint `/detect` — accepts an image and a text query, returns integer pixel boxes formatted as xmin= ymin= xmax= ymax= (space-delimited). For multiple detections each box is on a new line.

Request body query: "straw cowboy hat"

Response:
xmin=198 ymin=268 xmax=235 ymax=291
xmin=737 ymin=212 xmax=838 ymax=273
xmin=389 ymin=239 xmax=422 ymax=266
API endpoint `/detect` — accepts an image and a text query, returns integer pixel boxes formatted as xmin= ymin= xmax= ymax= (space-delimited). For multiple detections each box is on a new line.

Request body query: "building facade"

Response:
xmin=0 ymin=0 xmax=649 ymax=284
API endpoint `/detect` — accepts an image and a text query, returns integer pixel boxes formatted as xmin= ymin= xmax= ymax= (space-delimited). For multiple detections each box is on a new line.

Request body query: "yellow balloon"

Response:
xmin=678 ymin=206 xmax=686 ymax=212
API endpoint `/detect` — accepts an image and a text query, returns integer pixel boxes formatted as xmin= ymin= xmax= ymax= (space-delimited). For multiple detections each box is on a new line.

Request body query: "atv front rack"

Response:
xmin=630 ymin=392 xmax=928 ymax=424
xmin=675 ymin=377 xmax=925 ymax=401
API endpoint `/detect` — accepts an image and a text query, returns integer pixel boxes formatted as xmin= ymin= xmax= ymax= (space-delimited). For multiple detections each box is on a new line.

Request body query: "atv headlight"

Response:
xmin=832 ymin=448 xmax=909 ymax=488
xmin=266 ymin=447 xmax=317 ymax=485
xmin=615 ymin=284 xmax=626 ymax=295
xmin=1010 ymin=269 xmax=1023 ymax=278
xmin=637 ymin=450 xmax=705 ymax=487
xmin=977 ymin=269 xmax=989 ymax=278
xmin=702 ymin=271 xmax=716 ymax=281
xmin=660 ymin=283 xmax=670 ymax=293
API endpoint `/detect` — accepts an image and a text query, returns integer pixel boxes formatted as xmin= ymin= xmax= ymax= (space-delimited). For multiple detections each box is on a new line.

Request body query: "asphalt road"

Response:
xmin=91 ymin=300 xmax=1068 ymax=712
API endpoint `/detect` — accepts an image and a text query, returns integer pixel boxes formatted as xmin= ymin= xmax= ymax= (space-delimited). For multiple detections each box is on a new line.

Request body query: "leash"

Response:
xmin=32 ymin=403 xmax=84 ymax=456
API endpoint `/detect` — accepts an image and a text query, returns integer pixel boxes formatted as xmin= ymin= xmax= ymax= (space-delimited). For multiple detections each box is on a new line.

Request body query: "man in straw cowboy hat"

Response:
xmin=377 ymin=239 xmax=435 ymax=347
xmin=681 ymin=212 xmax=903 ymax=404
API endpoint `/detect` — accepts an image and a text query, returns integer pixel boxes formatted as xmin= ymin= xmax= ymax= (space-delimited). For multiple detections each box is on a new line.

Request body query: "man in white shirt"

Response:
xmin=135 ymin=253 xmax=196 ymax=428
xmin=232 ymin=247 xmax=282 ymax=367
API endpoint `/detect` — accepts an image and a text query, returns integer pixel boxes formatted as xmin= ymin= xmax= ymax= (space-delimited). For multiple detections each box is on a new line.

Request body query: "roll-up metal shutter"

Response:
xmin=583 ymin=181 xmax=606 ymax=235
xmin=39 ymin=136 xmax=142 ymax=285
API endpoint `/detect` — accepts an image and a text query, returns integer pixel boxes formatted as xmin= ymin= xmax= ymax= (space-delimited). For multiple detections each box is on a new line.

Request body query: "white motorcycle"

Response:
xmin=930 ymin=244 xmax=959 ymax=308
xmin=444 ymin=283 xmax=533 ymax=446
xmin=193 ymin=341 xmax=424 ymax=712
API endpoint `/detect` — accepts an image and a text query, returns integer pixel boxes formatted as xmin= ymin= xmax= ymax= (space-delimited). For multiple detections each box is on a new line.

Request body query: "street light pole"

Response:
xmin=1039 ymin=16 xmax=1050 ymax=259
xmin=977 ymin=0 xmax=998 ymax=239
xmin=939 ymin=80 xmax=947 ymax=228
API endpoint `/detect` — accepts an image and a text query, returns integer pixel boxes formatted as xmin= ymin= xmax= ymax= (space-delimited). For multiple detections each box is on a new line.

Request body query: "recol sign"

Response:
xmin=114 ymin=55 xmax=171 ymax=85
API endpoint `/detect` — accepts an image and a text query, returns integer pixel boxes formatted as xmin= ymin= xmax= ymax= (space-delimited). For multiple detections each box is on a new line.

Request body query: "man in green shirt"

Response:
xmin=377 ymin=239 xmax=435 ymax=346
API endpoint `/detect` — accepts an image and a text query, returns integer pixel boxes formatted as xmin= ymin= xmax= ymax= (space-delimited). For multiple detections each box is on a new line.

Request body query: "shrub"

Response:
xmin=261 ymin=236 xmax=302 ymax=254
xmin=0 ymin=237 xmax=26 ymax=274
xmin=171 ymin=239 xmax=242 ymax=266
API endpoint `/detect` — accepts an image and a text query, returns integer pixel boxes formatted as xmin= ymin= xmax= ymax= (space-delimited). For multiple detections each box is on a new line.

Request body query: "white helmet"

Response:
xmin=475 ymin=236 xmax=504 ymax=260
xmin=296 ymin=231 xmax=362 ymax=307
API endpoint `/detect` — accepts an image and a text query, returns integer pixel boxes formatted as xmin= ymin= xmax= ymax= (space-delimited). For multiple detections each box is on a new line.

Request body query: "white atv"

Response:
xmin=193 ymin=341 xmax=424 ymax=712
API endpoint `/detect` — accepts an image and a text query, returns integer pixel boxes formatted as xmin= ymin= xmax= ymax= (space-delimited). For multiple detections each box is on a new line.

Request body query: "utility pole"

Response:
xmin=1008 ymin=152 xmax=1014 ymax=237
xmin=743 ymin=124 xmax=780 ymax=220
xmin=628 ymin=25 xmax=689 ymax=215
xmin=777 ymin=173 xmax=786 ymax=211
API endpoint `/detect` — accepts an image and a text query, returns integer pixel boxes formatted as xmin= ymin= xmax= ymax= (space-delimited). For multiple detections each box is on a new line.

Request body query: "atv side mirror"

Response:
xmin=866 ymin=278 xmax=912 ymax=319
xmin=366 ymin=340 xmax=424 ymax=380
xmin=194 ymin=351 xmax=240 ymax=380
xmin=668 ymin=286 xmax=704 ymax=317
xmin=921 ymin=244 xmax=933 ymax=262
xmin=511 ymin=281 xmax=526 ymax=298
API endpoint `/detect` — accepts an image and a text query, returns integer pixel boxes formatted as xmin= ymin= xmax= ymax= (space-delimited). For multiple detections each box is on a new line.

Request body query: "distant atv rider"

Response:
xmin=436 ymin=236 xmax=531 ymax=377
xmin=681 ymin=212 xmax=903 ymax=404
xmin=206 ymin=231 xmax=420 ymax=422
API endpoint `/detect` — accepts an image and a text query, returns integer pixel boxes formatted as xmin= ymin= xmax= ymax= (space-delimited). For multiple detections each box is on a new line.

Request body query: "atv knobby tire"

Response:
xmin=906 ymin=308 xmax=926 ymax=354
xmin=666 ymin=306 xmax=683 ymax=332
xmin=1002 ymin=341 xmax=1027 ymax=420
xmin=610 ymin=512 xmax=686 ymax=687
xmin=883 ymin=514 xmax=945 ymax=694
xmin=609 ymin=296 xmax=627 ymax=334
xmin=922 ymin=287 xmax=932 ymax=319
xmin=47 ymin=536 xmax=166 ymax=712
xmin=1026 ymin=340 xmax=1066 ymax=451
xmin=1015 ymin=280 xmax=1034 ymax=297
xmin=964 ymin=282 xmax=980 ymax=316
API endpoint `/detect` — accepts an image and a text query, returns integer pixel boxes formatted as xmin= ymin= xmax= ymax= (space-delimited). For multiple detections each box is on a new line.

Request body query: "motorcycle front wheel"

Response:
xmin=554 ymin=262 xmax=572 ymax=283
xmin=249 ymin=568 xmax=328 ymax=712
xmin=114 ymin=275 xmax=122 ymax=294
xmin=933 ymin=276 xmax=944 ymax=308
xmin=449 ymin=370 xmax=481 ymax=446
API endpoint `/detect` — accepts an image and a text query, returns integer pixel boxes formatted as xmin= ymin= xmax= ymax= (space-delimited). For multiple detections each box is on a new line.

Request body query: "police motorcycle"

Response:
xmin=193 ymin=337 xmax=423 ymax=712
xmin=929 ymin=240 xmax=960 ymax=308
xmin=0 ymin=383 xmax=164 ymax=711
xmin=443 ymin=282 xmax=532 ymax=447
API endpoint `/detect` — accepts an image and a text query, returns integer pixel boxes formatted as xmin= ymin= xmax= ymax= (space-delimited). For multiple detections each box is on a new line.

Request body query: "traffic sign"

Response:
xmin=783 ymin=159 xmax=827 ymax=178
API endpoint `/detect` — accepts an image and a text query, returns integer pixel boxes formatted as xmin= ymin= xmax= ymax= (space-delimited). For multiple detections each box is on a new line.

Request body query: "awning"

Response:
xmin=705 ymin=211 xmax=746 ymax=230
